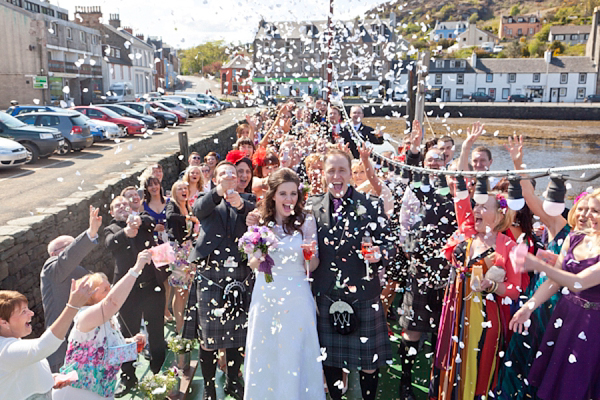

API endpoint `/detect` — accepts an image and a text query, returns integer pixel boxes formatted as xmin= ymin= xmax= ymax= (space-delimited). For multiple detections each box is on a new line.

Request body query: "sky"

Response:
xmin=54 ymin=0 xmax=391 ymax=48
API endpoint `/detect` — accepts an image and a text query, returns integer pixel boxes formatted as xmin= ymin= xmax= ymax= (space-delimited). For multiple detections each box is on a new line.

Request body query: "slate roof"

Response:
xmin=473 ymin=57 xmax=597 ymax=74
xmin=549 ymin=25 xmax=591 ymax=35
xmin=222 ymin=54 xmax=252 ymax=69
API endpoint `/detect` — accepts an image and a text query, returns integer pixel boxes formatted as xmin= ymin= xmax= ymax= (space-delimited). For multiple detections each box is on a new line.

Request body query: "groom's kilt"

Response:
xmin=316 ymin=293 xmax=392 ymax=370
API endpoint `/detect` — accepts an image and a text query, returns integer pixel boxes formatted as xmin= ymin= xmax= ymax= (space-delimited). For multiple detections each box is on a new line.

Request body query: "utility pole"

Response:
xmin=325 ymin=0 xmax=333 ymax=106
xmin=415 ymin=50 xmax=430 ymax=139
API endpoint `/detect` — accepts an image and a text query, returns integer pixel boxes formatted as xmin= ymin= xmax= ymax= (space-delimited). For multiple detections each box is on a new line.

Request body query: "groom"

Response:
xmin=309 ymin=149 xmax=394 ymax=400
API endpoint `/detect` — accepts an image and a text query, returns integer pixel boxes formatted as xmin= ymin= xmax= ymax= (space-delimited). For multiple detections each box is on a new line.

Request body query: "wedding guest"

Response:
xmin=252 ymin=148 xmax=280 ymax=200
xmin=120 ymin=186 xmax=141 ymax=214
xmin=200 ymin=163 xmax=212 ymax=192
xmin=204 ymin=151 xmax=219 ymax=176
xmin=142 ymin=175 xmax=169 ymax=243
xmin=0 ymin=279 xmax=94 ymax=400
xmin=41 ymin=205 xmax=102 ymax=373
xmin=226 ymin=150 xmax=254 ymax=195
xmin=182 ymin=166 xmax=204 ymax=208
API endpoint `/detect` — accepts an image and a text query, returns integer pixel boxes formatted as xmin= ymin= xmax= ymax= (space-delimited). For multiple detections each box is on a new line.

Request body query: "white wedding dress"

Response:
xmin=244 ymin=216 xmax=325 ymax=400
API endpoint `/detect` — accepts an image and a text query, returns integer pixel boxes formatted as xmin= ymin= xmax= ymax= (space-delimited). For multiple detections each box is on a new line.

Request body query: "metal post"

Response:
xmin=325 ymin=0 xmax=333 ymax=106
xmin=415 ymin=51 xmax=430 ymax=138
xmin=178 ymin=131 xmax=189 ymax=169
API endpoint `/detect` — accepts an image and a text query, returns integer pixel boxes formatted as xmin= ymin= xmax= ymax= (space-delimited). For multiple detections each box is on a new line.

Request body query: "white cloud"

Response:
xmin=55 ymin=0 xmax=389 ymax=47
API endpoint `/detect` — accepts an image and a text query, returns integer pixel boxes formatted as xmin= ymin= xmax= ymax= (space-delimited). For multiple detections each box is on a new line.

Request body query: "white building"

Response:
xmin=396 ymin=52 xmax=596 ymax=103
xmin=121 ymin=31 xmax=156 ymax=95
xmin=549 ymin=25 xmax=591 ymax=46
xmin=455 ymin=25 xmax=499 ymax=49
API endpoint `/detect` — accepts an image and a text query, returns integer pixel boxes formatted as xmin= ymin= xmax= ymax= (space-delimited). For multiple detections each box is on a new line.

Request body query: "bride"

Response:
xmin=244 ymin=168 xmax=325 ymax=400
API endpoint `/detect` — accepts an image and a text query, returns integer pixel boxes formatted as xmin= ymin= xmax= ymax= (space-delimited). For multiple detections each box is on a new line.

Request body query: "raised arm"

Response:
xmin=505 ymin=135 xmax=567 ymax=239
xmin=301 ymin=214 xmax=320 ymax=272
xmin=258 ymin=104 xmax=293 ymax=149
xmin=76 ymin=251 xmax=151 ymax=333
xmin=359 ymin=142 xmax=383 ymax=196
xmin=458 ymin=121 xmax=484 ymax=173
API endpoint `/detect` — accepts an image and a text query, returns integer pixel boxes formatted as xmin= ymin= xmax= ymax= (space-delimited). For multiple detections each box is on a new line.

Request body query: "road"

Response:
xmin=178 ymin=74 xmax=223 ymax=96
xmin=0 ymin=108 xmax=250 ymax=226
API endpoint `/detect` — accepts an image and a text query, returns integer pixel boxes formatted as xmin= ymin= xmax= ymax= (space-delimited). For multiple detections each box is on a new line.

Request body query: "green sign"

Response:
xmin=33 ymin=76 xmax=48 ymax=89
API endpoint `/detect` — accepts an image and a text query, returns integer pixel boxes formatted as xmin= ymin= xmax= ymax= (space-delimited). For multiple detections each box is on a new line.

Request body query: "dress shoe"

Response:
xmin=114 ymin=376 xmax=138 ymax=398
xmin=202 ymin=383 xmax=217 ymax=400
xmin=224 ymin=376 xmax=244 ymax=400
xmin=399 ymin=383 xmax=416 ymax=400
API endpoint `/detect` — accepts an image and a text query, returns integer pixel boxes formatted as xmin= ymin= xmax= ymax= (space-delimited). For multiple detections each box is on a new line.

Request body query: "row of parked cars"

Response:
xmin=0 ymin=92 xmax=230 ymax=168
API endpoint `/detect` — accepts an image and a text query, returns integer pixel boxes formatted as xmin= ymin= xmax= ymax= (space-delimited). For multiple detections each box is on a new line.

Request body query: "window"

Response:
xmin=577 ymin=88 xmax=586 ymax=99
xmin=460 ymin=60 xmax=466 ymax=68
xmin=456 ymin=89 xmax=464 ymax=100
xmin=352 ymin=65 xmax=360 ymax=76
xmin=502 ymin=88 xmax=510 ymax=99
xmin=530 ymin=17 xmax=536 ymax=23
xmin=559 ymin=88 xmax=567 ymax=97
xmin=489 ymin=88 xmax=496 ymax=99
xmin=479 ymin=36 xmax=483 ymax=41
xmin=39 ymin=115 xmax=60 ymax=127
xmin=508 ymin=73 xmax=516 ymax=83
xmin=115 ymin=49 xmax=121 ymax=58
xmin=24 ymin=1 xmax=40 ymax=12
xmin=457 ymin=73 xmax=464 ymax=84
xmin=529 ymin=28 xmax=534 ymax=35
xmin=579 ymin=73 xmax=587 ymax=84
xmin=449 ymin=60 xmax=456 ymax=68
xmin=560 ymin=73 xmax=568 ymax=84
xmin=486 ymin=73 xmax=493 ymax=82
xmin=435 ymin=74 xmax=442 ymax=85
xmin=66 ymin=27 xmax=72 ymax=40
xmin=50 ymin=22 xmax=58 ymax=36
xmin=91 ymin=35 xmax=97 ymax=45
xmin=80 ymin=31 xmax=86 ymax=43
xmin=284 ymin=41 xmax=292 ymax=53
xmin=517 ymin=18 xmax=524 ymax=23
xmin=57 ymin=11 xmax=68 ymax=21
xmin=533 ymin=73 xmax=540 ymax=83
xmin=41 ymin=7 xmax=54 ymax=16
xmin=19 ymin=115 xmax=37 ymax=125
xmin=372 ymin=44 xmax=381 ymax=57
xmin=555 ymin=35 xmax=565 ymax=40
xmin=508 ymin=29 xmax=513 ymax=36
xmin=517 ymin=28 xmax=523 ymax=36
xmin=6 ymin=0 xmax=22 ymax=6
xmin=585 ymin=34 xmax=590 ymax=40
xmin=87 ymin=109 xmax=105 ymax=118
xmin=435 ymin=60 xmax=444 ymax=68
xmin=508 ymin=17 xmax=513 ymax=23
xmin=571 ymin=34 xmax=579 ymax=40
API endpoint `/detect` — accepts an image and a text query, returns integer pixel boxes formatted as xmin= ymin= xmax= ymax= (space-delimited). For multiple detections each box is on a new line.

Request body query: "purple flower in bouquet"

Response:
xmin=239 ymin=225 xmax=278 ymax=283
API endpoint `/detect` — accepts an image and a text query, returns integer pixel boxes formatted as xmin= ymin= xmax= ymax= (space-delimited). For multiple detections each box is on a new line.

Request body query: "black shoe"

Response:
xmin=399 ymin=383 xmax=416 ymax=400
xmin=224 ymin=376 xmax=244 ymax=400
xmin=202 ymin=384 xmax=217 ymax=400
xmin=115 ymin=376 xmax=138 ymax=398
xmin=387 ymin=307 xmax=398 ymax=321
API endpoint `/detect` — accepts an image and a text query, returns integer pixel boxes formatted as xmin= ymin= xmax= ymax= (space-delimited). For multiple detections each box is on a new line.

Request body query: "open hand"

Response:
xmin=88 ymin=205 xmax=102 ymax=237
xmin=246 ymin=210 xmax=261 ymax=226
xmin=409 ymin=120 xmax=423 ymax=153
xmin=67 ymin=276 xmax=96 ymax=308
xmin=504 ymin=134 xmax=524 ymax=170
xmin=509 ymin=304 xmax=534 ymax=334
xmin=463 ymin=121 xmax=485 ymax=149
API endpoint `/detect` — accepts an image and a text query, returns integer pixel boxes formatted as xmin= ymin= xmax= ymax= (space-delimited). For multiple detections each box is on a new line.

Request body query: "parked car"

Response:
xmin=101 ymin=104 xmax=158 ymax=129
xmin=0 ymin=112 xmax=64 ymax=163
xmin=207 ymin=94 xmax=232 ymax=109
xmin=508 ymin=94 xmax=532 ymax=102
xmin=16 ymin=111 xmax=93 ymax=154
xmin=162 ymin=95 xmax=207 ymax=116
xmin=584 ymin=94 xmax=600 ymax=103
xmin=86 ymin=118 xmax=124 ymax=141
xmin=493 ymin=45 xmax=504 ymax=53
xmin=106 ymin=82 xmax=136 ymax=103
xmin=176 ymin=92 xmax=224 ymax=111
xmin=5 ymin=105 xmax=66 ymax=116
xmin=157 ymin=99 xmax=201 ymax=118
xmin=149 ymin=102 xmax=187 ymax=124
xmin=118 ymin=102 xmax=177 ymax=128
xmin=72 ymin=106 xmax=146 ymax=135
xmin=0 ymin=137 xmax=28 ymax=168
xmin=469 ymin=92 xmax=495 ymax=102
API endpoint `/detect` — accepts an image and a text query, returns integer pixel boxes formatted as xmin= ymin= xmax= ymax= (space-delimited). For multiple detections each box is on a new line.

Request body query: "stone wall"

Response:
xmin=0 ymin=123 xmax=238 ymax=336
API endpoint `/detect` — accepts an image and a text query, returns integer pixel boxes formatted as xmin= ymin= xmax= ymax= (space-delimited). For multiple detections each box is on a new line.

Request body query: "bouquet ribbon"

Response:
xmin=259 ymin=254 xmax=275 ymax=283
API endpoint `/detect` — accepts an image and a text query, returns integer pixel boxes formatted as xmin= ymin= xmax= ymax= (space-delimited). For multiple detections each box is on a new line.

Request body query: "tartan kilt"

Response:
xmin=182 ymin=275 xmax=251 ymax=350
xmin=316 ymin=293 xmax=392 ymax=370
xmin=399 ymin=275 xmax=444 ymax=333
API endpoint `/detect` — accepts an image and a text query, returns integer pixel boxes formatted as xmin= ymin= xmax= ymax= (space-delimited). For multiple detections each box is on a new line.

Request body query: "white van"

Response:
xmin=106 ymin=82 xmax=135 ymax=103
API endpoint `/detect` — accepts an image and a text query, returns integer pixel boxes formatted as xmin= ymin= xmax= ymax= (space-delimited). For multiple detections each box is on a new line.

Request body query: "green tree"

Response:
xmin=510 ymin=5 xmax=520 ymax=16
xmin=469 ymin=12 xmax=479 ymax=24
xmin=505 ymin=41 xmax=522 ymax=58
xmin=549 ymin=40 xmax=565 ymax=53
xmin=528 ymin=39 xmax=546 ymax=57
xmin=535 ymin=24 xmax=552 ymax=42
xmin=180 ymin=40 xmax=229 ymax=75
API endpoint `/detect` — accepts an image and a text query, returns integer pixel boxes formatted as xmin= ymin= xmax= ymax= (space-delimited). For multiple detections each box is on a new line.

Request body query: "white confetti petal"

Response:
xmin=578 ymin=331 xmax=587 ymax=341
xmin=568 ymin=354 xmax=577 ymax=363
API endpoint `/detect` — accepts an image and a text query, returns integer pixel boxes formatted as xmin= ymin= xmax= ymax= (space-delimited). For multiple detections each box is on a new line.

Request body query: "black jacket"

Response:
xmin=166 ymin=201 xmax=192 ymax=244
xmin=355 ymin=123 xmax=384 ymax=145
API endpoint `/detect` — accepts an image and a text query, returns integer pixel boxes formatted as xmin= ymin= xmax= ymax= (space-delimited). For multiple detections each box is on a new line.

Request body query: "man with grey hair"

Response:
xmin=40 ymin=205 xmax=102 ymax=372
xmin=349 ymin=105 xmax=384 ymax=144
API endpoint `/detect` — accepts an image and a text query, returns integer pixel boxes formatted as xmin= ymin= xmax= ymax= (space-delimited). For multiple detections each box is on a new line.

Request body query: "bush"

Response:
xmin=510 ymin=5 xmax=520 ymax=16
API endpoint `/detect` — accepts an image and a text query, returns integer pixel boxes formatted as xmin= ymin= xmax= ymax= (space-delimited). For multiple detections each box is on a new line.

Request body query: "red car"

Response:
xmin=71 ymin=106 xmax=146 ymax=135
xmin=150 ymin=102 xmax=187 ymax=124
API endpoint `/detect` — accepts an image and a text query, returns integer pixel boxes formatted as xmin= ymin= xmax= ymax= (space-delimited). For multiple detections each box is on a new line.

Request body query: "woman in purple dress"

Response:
xmin=510 ymin=189 xmax=600 ymax=400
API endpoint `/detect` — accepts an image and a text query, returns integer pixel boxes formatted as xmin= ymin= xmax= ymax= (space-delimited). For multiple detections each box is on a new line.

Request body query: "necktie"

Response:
xmin=332 ymin=197 xmax=343 ymax=221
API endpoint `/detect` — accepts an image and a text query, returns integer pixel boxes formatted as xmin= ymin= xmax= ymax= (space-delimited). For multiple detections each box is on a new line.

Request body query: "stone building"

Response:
xmin=0 ymin=1 xmax=103 ymax=108
xmin=147 ymin=37 xmax=180 ymax=91
xmin=499 ymin=13 xmax=542 ymax=40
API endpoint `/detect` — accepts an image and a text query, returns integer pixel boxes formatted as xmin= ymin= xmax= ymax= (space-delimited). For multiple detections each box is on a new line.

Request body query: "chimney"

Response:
xmin=74 ymin=6 xmax=102 ymax=29
xmin=544 ymin=49 xmax=552 ymax=64
xmin=389 ymin=11 xmax=396 ymax=28
xmin=136 ymin=34 xmax=144 ymax=40
xmin=471 ymin=50 xmax=477 ymax=67
xmin=108 ymin=13 xmax=120 ymax=29
xmin=122 ymin=26 xmax=133 ymax=34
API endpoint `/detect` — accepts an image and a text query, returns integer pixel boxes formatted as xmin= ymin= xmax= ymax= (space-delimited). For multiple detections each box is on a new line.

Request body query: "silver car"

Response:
xmin=0 ymin=137 xmax=28 ymax=168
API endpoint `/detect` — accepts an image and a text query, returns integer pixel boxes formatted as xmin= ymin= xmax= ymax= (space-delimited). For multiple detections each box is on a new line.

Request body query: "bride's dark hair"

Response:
xmin=258 ymin=168 xmax=305 ymax=236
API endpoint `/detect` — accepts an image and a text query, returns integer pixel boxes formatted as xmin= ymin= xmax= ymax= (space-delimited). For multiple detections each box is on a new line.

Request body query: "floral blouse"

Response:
xmin=59 ymin=308 xmax=126 ymax=398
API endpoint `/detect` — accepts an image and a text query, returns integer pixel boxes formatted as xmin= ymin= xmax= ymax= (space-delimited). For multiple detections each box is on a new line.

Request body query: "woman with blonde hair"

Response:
xmin=53 ymin=252 xmax=151 ymax=400
xmin=182 ymin=165 xmax=204 ymax=208
xmin=510 ymin=188 xmax=600 ymax=400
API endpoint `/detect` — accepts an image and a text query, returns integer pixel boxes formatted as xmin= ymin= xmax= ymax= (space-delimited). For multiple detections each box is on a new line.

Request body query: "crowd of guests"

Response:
xmin=0 ymin=96 xmax=599 ymax=400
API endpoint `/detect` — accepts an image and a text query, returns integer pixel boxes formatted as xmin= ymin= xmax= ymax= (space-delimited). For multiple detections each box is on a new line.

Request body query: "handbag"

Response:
xmin=328 ymin=299 xmax=360 ymax=335
xmin=101 ymin=305 xmax=138 ymax=366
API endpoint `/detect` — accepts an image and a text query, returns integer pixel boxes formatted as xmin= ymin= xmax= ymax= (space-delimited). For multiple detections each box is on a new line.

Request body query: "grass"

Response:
xmin=122 ymin=295 xmax=433 ymax=400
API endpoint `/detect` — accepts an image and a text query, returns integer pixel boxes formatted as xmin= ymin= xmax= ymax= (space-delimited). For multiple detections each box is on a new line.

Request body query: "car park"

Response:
xmin=508 ymin=94 xmax=532 ymax=102
xmin=118 ymin=102 xmax=177 ymax=128
xmin=72 ymin=106 xmax=146 ymax=135
xmin=162 ymin=95 xmax=207 ymax=116
xmin=101 ymin=104 xmax=158 ymax=129
xmin=86 ymin=118 xmax=124 ymax=141
xmin=157 ymin=99 xmax=201 ymax=118
xmin=16 ymin=111 xmax=93 ymax=154
xmin=469 ymin=92 xmax=495 ymax=102
xmin=0 ymin=137 xmax=28 ymax=168
xmin=149 ymin=102 xmax=187 ymax=124
xmin=0 ymin=112 xmax=64 ymax=163
xmin=176 ymin=92 xmax=224 ymax=111
xmin=206 ymin=94 xmax=232 ymax=109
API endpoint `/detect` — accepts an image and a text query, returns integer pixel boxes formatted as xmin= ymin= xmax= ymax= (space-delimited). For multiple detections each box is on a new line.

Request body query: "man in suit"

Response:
xmin=311 ymin=98 xmax=328 ymax=126
xmin=349 ymin=106 xmax=384 ymax=144
xmin=104 ymin=195 xmax=168 ymax=397
xmin=309 ymin=149 xmax=394 ymax=400
xmin=326 ymin=106 xmax=360 ymax=159
xmin=41 ymin=205 xmax=102 ymax=373
xmin=184 ymin=161 xmax=255 ymax=400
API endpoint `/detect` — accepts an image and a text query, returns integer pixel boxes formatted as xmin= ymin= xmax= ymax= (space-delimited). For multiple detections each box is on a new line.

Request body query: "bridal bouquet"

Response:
xmin=239 ymin=225 xmax=279 ymax=283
